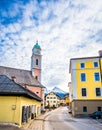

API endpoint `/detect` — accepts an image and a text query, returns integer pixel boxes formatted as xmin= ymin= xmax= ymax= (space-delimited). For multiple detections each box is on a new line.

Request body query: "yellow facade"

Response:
xmin=65 ymin=96 xmax=69 ymax=105
xmin=76 ymin=60 xmax=102 ymax=100
xmin=69 ymin=55 xmax=102 ymax=116
xmin=0 ymin=96 xmax=41 ymax=126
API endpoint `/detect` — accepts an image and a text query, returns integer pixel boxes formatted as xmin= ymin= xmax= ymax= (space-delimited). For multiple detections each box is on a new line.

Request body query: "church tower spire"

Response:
xmin=31 ymin=41 xmax=42 ymax=82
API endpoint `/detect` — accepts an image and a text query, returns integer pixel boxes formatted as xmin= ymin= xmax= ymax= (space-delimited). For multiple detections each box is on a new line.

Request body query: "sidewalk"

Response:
xmin=0 ymin=123 xmax=21 ymax=130
xmin=0 ymin=111 xmax=51 ymax=130
xmin=21 ymin=111 xmax=51 ymax=130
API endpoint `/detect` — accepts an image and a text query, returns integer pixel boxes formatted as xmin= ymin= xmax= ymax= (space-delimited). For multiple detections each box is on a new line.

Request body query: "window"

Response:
xmin=97 ymin=107 xmax=101 ymax=111
xmin=83 ymin=106 xmax=87 ymax=112
xmin=82 ymin=88 xmax=87 ymax=96
xmin=36 ymin=59 xmax=38 ymax=65
xmin=96 ymin=88 xmax=101 ymax=96
xmin=47 ymin=97 xmax=49 ymax=99
xmin=36 ymin=92 xmax=39 ymax=94
xmin=94 ymin=62 xmax=98 ymax=68
xmin=35 ymin=76 xmax=38 ymax=80
xmin=81 ymin=73 xmax=86 ymax=82
xmin=94 ymin=72 xmax=100 ymax=81
xmin=80 ymin=63 xmax=85 ymax=68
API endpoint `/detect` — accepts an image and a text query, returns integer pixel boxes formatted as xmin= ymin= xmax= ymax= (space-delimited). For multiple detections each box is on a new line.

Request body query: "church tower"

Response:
xmin=31 ymin=41 xmax=42 ymax=82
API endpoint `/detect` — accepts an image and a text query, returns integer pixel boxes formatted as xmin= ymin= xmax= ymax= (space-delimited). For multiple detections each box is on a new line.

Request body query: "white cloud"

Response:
xmin=0 ymin=0 xmax=102 ymax=92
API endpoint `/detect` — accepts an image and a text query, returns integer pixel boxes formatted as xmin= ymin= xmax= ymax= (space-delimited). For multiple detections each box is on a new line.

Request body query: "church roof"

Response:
xmin=0 ymin=75 xmax=42 ymax=101
xmin=34 ymin=41 xmax=41 ymax=49
xmin=0 ymin=66 xmax=45 ymax=88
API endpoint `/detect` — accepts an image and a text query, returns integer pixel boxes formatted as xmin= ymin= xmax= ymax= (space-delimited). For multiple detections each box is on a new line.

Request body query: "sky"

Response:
xmin=0 ymin=0 xmax=102 ymax=92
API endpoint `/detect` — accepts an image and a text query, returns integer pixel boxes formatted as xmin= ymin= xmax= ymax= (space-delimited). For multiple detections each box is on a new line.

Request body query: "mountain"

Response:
xmin=45 ymin=87 xmax=67 ymax=98
xmin=52 ymin=87 xmax=66 ymax=94
xmin=52 ymin=87 xmax=67 ymax=98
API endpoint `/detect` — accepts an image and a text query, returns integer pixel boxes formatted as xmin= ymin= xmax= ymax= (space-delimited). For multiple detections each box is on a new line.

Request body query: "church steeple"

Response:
xmin=34 ymin=40 xmax=41 ymax=49
xmin=31 ymin=41 xmax=42 ymax=82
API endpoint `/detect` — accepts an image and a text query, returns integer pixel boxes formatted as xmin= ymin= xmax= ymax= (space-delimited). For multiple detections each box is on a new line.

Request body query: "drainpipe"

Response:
xmin=98 ymin=51 xmax=102 ymax=86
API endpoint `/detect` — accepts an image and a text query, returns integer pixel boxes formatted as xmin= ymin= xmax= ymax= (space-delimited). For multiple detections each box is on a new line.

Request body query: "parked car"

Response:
xmin=89 ymin=111 xmax=102 ymax=119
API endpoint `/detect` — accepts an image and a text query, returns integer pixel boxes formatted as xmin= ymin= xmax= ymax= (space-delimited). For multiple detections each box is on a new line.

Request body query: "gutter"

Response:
xmin=99 ymin=57 xmax=102 ymax=86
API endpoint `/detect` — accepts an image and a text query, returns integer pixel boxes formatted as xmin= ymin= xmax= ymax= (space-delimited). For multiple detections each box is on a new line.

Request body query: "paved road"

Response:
xmin=44 ymin=107 xmax=102 ymax=130
xmin=0 ymin=107 xmax=102 ymax=130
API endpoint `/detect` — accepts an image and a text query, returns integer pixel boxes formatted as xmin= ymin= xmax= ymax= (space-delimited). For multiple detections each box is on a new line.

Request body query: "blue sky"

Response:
xmin=0 ymin=0 xmax=102 ymax=91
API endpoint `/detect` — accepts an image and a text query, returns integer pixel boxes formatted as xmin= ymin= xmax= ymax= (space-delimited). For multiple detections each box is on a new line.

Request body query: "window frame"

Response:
xmin=83 ymin=106 xmax=87 ymax=112
xmin=36 ymin=59 xmax=38 ymax=66
xmin=35 ymin=76 xmax=38 ymax=80
xmin=94 ymin=72 xmax=100 ymax=81
xmin=81 ymin=88 xmax=87 ymax=97
xmin=96 ymin=88 xmax=101 ymax=96
xmin=97 ymin=106 xmax=101 ymax=111
xmin=36 ymin=92 xmax=39 ymax=94
xmin=94 ymin=62 xmax=98 ymax=68
xmin=80 ymin=73 xmax=86 ymax=82
xmin=80 ymin=63 xmax=85 ymax=68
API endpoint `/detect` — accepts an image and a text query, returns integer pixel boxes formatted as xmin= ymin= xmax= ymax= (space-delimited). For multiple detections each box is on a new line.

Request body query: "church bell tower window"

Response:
xmin=36 ymin=59 xmax=38 ymax=65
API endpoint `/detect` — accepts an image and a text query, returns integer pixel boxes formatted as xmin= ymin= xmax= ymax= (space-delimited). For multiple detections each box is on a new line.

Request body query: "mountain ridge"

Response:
xmin=45 ymin=87 xmax=67 ymax=98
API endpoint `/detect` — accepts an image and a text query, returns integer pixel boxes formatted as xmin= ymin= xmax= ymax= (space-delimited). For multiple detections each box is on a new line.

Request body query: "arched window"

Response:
xmin=36 ymin=59 xmax=38 ymax=65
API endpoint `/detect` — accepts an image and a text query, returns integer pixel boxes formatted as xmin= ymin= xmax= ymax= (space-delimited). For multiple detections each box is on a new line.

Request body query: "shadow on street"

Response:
xmin=0 ymin=125 xmax=23 ymax=130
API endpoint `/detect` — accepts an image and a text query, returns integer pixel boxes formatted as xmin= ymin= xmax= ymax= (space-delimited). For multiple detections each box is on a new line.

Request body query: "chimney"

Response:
xmin=99 ymin=50 xmax=102 ymax=57
xmin=11 ymin=76 xmax=16 ymax=82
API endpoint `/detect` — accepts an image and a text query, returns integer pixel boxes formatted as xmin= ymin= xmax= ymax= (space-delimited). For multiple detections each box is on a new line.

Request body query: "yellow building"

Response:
xmin=0 ymin=75 xmax=41 ymax=126
xmin=65 ymin=93 xmax=69 ymax=105
xmin=69 ymin=51 xmax=102 ymax=117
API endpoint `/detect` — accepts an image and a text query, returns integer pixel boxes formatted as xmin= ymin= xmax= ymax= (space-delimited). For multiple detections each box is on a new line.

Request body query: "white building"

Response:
xmin=45 ymin=92 xmax=60 ymax=108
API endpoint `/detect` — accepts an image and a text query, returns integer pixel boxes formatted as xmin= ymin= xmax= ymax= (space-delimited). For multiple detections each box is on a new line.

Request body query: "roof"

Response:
xmin=69 ymin=55 xmax=102 ymax=73
xmin=0 ymin=75 xmax=42 ymax=101
xmin=45 ymin=91 xmax=61 ymax=98
xmin=0 ymin=66 xmax=45 ymax=88
xmin=70 ymin=50 xmax=102 ymax=61
xmin=70 ymin=56 xmax=100 ymax=61
xmin=34 ymin=41 xmax=41 ymax=49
